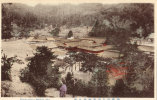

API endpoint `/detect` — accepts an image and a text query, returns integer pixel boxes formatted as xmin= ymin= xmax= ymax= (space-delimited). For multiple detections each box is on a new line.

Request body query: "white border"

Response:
xmin=0 ymin=0 xmax=156 ymax=100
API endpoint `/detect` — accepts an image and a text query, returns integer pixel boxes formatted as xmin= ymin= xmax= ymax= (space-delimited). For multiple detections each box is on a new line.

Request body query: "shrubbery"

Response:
xmin=65 ymin=72 xmax=89 ymax=96
xmin=65 ymin=68 xmax=110 ymax=97
xmin=87 ymin=68 xmax=110 ymax=97
xmin=1 ymin=54 xmax=13 ymax=81
xmin=124 ymin=51 xmax=154 ymax=97
xmin=64 ymin=50 xmax=154 ymax=97
xmin=1 ymin=52 xmax=23 ymax=81
xmin=49 ymin=27 xmax=60 ymax=36
xmin=67 ymin=30 xmax=73 ymax=38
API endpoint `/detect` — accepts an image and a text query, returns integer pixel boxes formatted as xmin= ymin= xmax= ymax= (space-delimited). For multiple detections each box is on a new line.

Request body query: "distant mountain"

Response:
xmin=2 ymin=3 xmax=153 ymax=39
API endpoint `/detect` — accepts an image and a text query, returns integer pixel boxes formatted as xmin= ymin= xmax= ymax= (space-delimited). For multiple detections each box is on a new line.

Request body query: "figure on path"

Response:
xmin=60 ymin=79 xmax=67 ymax=97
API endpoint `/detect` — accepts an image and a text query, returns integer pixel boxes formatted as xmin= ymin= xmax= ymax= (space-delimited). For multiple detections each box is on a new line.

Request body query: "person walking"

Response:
xmin=60 ymin=79 xmax=67 ymax=97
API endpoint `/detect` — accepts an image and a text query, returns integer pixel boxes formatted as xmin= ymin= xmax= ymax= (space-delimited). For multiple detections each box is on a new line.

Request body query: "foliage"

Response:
xmin=78 ymin=52 xmax=107 ymax=72
xmin=122 ymin=4 xmax=154 ymax=38
xmin=112 ymin=79 xmax=130 ymax=97
xmin=65 ymin=51 xmax=111 ymax=73
xmin=63 ymin=67 xmax=110 ymax=97
xmin=65 ymin=72 xmax=74 ymax=94
xmin=1 ymin=52 xmax=23 ymax=81
xmin=28 ymin=46 xmax=57 ymax=76
xmin=74 ymin=79 xmax=88 ymax=96
xmin=65 ymin=72 xmax=89 ymax=96
xmin=88 ymin=20 xmax=100 ymax=37
xmin=123 ymin=51 xmax=154 ymax=97
xmin=2 ymin=4 xmax=13 ymax=39
xmin=64 ymin=56 xmax=110 ymax=97
xmin=1 ymin=54 xmax=13 ymax=81
xmin=89 ymin=4 xmax=154 ymax=42
xmin=65 ymin=50 xmax=154 ymax=97
xmin=103 ymin=4 xmax=153 ymax=38
xmin=87 ymin=68 xmax=109 ymax=97
xmin=2 ymin=3 xmax=153 ymax=39
xmin=20 ymin=67 xmax=30 ymax=82
xmin=67 ymin=30 xmax=73 ymax=38
xmin=50 ymin=27 xmax=60 ymax=36
xmin=2 ymin=3 xmax=38 ymax=39
xmin=63 ymin=56 xmax=75 ymax=72
xmin=20 ymin=46 xmax=61 ymax=96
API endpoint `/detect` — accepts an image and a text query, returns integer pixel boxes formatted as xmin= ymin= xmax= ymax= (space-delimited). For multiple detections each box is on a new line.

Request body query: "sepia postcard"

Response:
xmin=0 ymin=0 xmax=156 ymax=100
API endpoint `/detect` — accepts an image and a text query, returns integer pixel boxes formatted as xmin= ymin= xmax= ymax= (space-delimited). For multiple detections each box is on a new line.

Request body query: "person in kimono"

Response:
xmin=60 ymin=79 xmax=67 ymax=97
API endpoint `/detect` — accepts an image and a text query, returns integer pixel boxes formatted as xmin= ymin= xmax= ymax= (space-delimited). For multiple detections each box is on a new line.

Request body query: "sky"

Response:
xmin=4 ymin=0 xmax=129 ymax=7
xmin=2 ymin=0 xmax=155 ymax=7
xmin=14 ymin=0 xmax=99 ymax=7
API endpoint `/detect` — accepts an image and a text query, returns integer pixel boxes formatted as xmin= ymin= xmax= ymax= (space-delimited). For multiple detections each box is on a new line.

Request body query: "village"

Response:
xmin=1 ymin=3 xmax=154 ymax=98
xmin=2 ymin=25 xmax=154 ymax=97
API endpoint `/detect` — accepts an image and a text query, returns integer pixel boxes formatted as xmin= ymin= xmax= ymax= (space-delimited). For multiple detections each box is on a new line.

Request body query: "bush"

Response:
xmin=74 ymin=79 xmax=88 ymax=96
xmin=65 ymin=72 xmax=88 ymax=97
xmin=87 ymin=68 xmax=109 ymax=97
xmin=65 ymin=51 xmax=154 ymax=97
xmin=20 ymin=69 xmax=61 ymax=96
xmin=50 ymin=27 xmax=60 ymax=36
xmin=106 ymin=51 xmax=154 ymax=97
xmin=1 ymin=53 xmax=23 ymax=81
xmin=112 ymin=79 xmax=127 ymax=97
xmin=65 ymin=67 xmax=110 ymax=97
xmin=20 ymin=67 xmax=30 ymax=82
xmin=1 ymin=54 xmax=12 ymax=81
xmin=67 ymin=30 xmax=73 ymax=38
xmin=123 ymin=51 xmax=154 ymax=97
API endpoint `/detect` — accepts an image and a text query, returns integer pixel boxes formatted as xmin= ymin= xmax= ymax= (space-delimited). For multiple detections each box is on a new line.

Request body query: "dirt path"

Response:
xmin=45 ymin=88 xmax=72 ymax=97
xmin=45 ymin=87 xmax=85 ymax=97
xmin=2 ymin=39 xmax=36 ymax=97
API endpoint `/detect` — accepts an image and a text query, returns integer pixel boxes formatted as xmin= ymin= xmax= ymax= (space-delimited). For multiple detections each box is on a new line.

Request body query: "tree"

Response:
xmin=50 ymin=27 xmax=60 ymax=36
xmin=2 ymin=3 xmax=39 ymax=39
xmin=2 ymin=4 xmax=13 ymax=39
xmin=66 ymin=51 xmax=102 ymax=73
xmin=65 ymin=51 xmax=109 ymax=73
xmin=123 ymin=51 xmax=154 ymax=97
xmin=67 ymin=30 xmax=73 ymax=38
xmin=112 ymin=79 xmax=129 ymax=97
xmin=122 ymin=4 xmax=154 ymax=38
xmin=105 ymin=4 xmax=154 ymax=38
xmin=17 ymin=12 xmax=38 ymax=38
xmin=20 ymin=46 xmax=61 ymax=96
xmin=65 ymin=72 xmax=74 ymax=94
xmin=89 ymin=4 xmax=154 ymax=39
xmin=65 ymin=51 xmax=83 ymax=71
xmin=28 ymin=46 xmax=57 ymax=76
xmin=88 ymin=68 xmax=109 ymax=97
xmin=89 ymin=19 xmax=100 ymax=37
xmin=63 ymin=56 xmax=75 ymax=72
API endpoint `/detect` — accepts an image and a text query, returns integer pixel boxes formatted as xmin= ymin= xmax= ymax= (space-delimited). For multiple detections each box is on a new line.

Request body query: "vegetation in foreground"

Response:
xmin=20 ymin=46 xmax=61 ymax=96
xmin=1 ymin=51 xmax=23 ymax=81
xmin=63 ymin=49 xmax=154 ymax=97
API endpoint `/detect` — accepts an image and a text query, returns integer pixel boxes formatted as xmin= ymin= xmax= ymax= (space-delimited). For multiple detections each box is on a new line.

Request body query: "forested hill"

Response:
xmin=4 ymin=3 xmax=108 ymax=26
xmin=2 ymin=3 xmax=154 ymax=39
xmin=2 ymin=3 xmax=136 ymax=27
